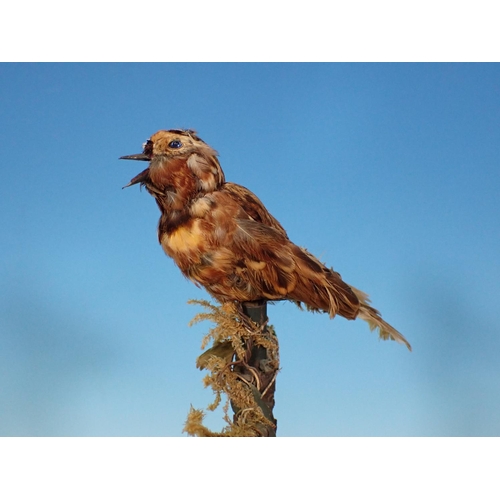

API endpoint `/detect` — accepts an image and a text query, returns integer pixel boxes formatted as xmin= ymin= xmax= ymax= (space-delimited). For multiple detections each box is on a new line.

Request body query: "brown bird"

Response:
xmin=121 ymin=129 xmax=411 ymax=350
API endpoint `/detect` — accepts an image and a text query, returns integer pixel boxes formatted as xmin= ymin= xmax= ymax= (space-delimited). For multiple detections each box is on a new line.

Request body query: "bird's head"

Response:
xmin=120 ymin=129 xmax=225 ymax=202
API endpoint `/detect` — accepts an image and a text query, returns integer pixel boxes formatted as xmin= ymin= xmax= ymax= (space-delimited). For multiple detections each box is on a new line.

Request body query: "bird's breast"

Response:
xmin=160 ymin=219 xmax=207 ymax=265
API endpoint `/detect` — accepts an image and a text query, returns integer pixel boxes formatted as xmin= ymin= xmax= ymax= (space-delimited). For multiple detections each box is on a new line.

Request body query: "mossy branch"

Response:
xmin=183 ymin=300 xmax=279 ymax=437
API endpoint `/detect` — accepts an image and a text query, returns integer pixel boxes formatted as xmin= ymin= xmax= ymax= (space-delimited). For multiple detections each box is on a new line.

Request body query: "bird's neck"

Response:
xmin=145 ymin=157 xmax=198 ymax=239
xmin=147 ymin=157 xmax=199 ymax=211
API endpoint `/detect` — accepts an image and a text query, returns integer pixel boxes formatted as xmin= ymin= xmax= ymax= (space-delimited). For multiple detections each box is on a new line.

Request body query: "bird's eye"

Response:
xmin=168 ymin=140 xmax=183 ymax=149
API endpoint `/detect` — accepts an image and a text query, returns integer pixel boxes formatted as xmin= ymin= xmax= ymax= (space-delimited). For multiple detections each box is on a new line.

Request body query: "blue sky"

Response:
xmin=1 ymin=63 xmax=499 ymax=436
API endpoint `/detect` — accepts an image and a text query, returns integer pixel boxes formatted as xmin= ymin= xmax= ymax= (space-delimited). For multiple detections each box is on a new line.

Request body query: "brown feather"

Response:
xmin=122 ymin=129 xmax=411 ymax=350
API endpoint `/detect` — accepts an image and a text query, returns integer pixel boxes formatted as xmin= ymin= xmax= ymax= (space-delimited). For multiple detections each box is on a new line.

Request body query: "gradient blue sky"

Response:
xmin=1 ymin=63 xmax=499 ymax=436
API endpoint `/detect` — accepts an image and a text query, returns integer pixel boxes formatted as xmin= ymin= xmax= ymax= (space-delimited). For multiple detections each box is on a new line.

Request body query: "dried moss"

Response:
xmin=183 ymin=300 xmax=279 ymax=437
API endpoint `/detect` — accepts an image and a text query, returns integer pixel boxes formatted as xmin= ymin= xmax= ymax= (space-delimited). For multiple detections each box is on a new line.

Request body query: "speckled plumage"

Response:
xmin=121 ymin=129 xmax=411 ymax=350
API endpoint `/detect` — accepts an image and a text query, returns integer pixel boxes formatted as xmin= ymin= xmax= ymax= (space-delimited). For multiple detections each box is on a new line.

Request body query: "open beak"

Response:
xmin=119 ymin=153 xmax=151 ymax=161
xmin=120 ymin=153 xmax=151 ymax=188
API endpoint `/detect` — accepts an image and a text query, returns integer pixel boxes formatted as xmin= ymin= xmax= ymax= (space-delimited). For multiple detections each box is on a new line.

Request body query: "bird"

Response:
xmin=120 ymin=129 xmax=411 ymax=351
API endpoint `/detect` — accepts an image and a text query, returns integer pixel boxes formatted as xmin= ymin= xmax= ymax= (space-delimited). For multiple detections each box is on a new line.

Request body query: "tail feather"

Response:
xmin=282 ymin=244 xmax=411 ymax=351
xmin=351 ymin=286 xmax=412 ymax=351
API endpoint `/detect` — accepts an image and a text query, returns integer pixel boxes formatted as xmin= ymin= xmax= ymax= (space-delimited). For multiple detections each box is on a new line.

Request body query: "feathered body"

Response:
xmin=121 ymin=129 xmax=411 ymax=350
